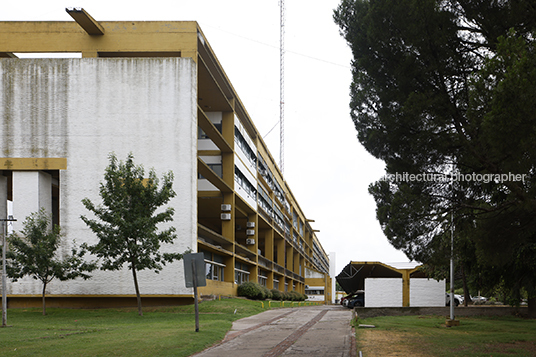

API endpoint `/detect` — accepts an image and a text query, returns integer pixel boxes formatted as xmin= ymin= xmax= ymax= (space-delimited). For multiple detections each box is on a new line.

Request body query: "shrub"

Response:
xmin=271 ymin=289 xmax=282 ymax=301
xmin=261 ymin=285 xmax=272 ymax=300
xmin=237 ymin=282 xmax=263 ymax=300
xmin=237 ymin=282 xmax=271 ymax=300
xmin=288 ymin=290 xmax=304 ymax=301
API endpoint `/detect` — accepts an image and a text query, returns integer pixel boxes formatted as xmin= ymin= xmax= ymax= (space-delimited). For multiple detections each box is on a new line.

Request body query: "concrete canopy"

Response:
xmin=336 ymin=261 xmax=424 ymax=294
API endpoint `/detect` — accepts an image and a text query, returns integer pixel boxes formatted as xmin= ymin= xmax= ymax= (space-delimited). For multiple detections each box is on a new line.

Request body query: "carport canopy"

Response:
xmin=336 ymin=261 xmax=424 ymax=294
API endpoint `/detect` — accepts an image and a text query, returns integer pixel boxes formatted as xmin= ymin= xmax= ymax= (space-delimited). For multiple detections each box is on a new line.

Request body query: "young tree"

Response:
xmin=81 ymin=153 xmax=186 ymax=316
xmin=5 ymin=208 xmax=96 ymax=315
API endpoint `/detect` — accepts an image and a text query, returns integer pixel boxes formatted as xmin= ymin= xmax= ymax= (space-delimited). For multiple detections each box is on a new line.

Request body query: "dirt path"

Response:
xmin=356 ymin=329 xmax=427 ymax=357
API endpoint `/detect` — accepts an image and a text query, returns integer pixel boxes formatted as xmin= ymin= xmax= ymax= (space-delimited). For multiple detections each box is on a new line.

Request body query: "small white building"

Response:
xmin=337 ymin=261 xmax=445 ymax=307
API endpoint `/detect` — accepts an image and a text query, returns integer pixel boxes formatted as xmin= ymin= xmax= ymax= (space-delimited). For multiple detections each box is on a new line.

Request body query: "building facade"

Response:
xmin=0 ymin=9 xmax=331 ymax=307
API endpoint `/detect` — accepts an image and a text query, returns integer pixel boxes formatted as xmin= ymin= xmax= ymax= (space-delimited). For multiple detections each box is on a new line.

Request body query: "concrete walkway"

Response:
xmin=192 ymin=305 xmax=355 ymax=357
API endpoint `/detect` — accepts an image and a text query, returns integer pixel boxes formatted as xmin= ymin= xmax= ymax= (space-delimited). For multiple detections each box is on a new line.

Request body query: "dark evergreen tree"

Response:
xmin=334 ymin=0 xmax=536 ymax=315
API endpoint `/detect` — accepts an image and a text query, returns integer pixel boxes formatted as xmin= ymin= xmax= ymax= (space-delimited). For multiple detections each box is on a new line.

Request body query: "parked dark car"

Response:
xmin=343 ymin=291 xmax=365 ymax=308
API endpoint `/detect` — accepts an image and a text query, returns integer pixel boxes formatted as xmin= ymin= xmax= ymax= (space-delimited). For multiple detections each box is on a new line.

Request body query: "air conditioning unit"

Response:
xmin=221 ymin=204 xmax=232 ymax=212
xmin=246 ymin=229 xmax=255 ymax=236
xmin=246 ymin=221 xmax=255 ymax=228
xmin=246 ymin=238 xmax=255 ymax=245
xmin=220 ymin=213 xmax=231 ymax=221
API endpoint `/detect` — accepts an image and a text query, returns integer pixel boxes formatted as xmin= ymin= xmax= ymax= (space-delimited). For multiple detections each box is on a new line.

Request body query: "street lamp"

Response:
xmin=447 ymin=170 xmax=459 ymax=327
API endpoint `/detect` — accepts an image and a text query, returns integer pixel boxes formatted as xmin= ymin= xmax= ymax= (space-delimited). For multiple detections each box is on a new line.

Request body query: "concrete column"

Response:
xmin=264 ymin=229 xmax=274 ymax=261
xmin=286 ymin=244 xmax=293 ymax=271
xmin=12 ymin=171 xmax=52 ymax=232
xmin=267 ymin=270 xmax=274 ymax=290
xmin=276 ymin=238 xmax=285 ymax=266
xmin=293 ymin=251 xmax=299 ymax=274
xmin=0 ymin=175 xmax=6 ymax=220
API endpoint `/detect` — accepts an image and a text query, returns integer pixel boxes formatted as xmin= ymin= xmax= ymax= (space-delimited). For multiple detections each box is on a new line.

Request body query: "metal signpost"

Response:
xmin=183 ymin=253 xmax=206 ymax=332
xmin=1 ymin=216 xmax=16 ymax=327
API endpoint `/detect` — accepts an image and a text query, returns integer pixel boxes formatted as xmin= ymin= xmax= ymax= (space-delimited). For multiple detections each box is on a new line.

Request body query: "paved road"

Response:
xmin=192 ymin=304 xmax=355 ymax=357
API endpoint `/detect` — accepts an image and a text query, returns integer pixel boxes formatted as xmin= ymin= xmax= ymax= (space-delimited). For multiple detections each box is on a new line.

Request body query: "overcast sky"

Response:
xmin=2 ymin=0 xmax=412 ymax=273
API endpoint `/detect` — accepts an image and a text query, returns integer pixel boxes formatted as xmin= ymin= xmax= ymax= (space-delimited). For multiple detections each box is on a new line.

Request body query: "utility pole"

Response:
xmin=450 ymin=204 xmax=455 ymax=321
xmin=1 ymin=216 xmax=16 ymax=327
xmin=279 ymin=0 xmax=285 ymax=174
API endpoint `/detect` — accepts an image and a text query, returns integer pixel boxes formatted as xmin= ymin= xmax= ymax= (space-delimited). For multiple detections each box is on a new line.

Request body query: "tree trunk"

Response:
xmin=528 ymin=297 xmax=535 ymax=318
xmin=461 ymin=264 xmax=469 ymax=307
xmin=132 ymin=268 xmax=143 ymax=316
xmin=42 ymin=282 xmax=47 ymax=316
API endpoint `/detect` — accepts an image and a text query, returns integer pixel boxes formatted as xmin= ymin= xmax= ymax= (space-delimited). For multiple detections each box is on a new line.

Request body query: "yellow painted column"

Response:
xmin=286 ymin=244 xmax=294 ymax=271
xmin=222 ymin=192 xmax=235 ymax=284
xmin=293 ymin=251 xmax=299 ymax=274
xmin=267 ymin=270 xmax=274 ymax=290
xmin=402 ymin=270 xmax=411 ymax=307
xmin=276 ymin=237 xmax=285 ymax=267
xmin=265 ymin=229 xmax=274 ymax=261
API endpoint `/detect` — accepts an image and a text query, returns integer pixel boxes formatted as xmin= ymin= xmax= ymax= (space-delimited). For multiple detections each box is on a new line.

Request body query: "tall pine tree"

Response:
xmin=335 ymin=0 xmax=536 ymax=315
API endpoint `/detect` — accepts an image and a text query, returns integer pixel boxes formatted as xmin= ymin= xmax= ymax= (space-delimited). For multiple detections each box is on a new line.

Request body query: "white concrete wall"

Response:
xmin=0 ymin=175 xmax=6 ymax=220
xmin=410 ymin=278 xmax=446 ymax=307
xmin=365 ymin=278 xmax=403 ymax=307
xmin=1 ymin=58 xmax=197 ymax=296
xmin=11 ymin=171 xmax=52 ymax=230
xmin=305 ymin=267 xmax=324 ymax=279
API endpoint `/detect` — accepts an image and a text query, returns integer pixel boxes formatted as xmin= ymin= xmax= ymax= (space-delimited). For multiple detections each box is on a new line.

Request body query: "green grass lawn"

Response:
xmin=0 ymin=298 xmax=271 ymax=357
xmin=356 ymin=314 xmax=536 ymax=357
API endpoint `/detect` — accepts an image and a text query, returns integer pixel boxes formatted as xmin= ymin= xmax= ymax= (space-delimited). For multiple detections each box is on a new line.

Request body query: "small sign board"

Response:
xmin=183 ymin=253 xmax=207 ymax=288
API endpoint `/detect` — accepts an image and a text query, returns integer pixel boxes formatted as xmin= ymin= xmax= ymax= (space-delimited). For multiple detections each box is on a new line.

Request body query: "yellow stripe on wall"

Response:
xmin=0 ymin=158 xmax=67 ymax=170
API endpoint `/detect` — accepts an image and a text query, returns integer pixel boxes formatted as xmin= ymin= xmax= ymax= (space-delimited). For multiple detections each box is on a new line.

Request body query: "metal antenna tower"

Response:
xmin=279 ymin=0 xmax=285 ymax=174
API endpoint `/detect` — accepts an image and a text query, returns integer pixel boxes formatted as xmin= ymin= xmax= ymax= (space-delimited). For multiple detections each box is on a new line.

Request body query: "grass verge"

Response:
xmin=0 ymin=298 xmax=275 ymax=357
xmin=355 ymin=314 xmax=536 ymax=357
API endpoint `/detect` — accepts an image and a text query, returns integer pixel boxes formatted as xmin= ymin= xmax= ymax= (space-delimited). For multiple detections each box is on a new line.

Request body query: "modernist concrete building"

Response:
xmin=0 ymin=9 xmax=332 ymax=307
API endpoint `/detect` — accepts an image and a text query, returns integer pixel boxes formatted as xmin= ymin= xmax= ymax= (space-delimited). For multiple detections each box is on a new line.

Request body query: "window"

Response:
xmin=198 ymin=127 xmax=209 ymax=139
xmin=257 ymin=184 xmax=273 ymax=217
xmin=235 ymin=262 xmax=250 ymax=285
xmin=235 ymin=166 xmax=257 ymax=198
xmin=198 ymin=163 xmax=222 ymax=179
xmin=198 ymin=123 xmax=222 ymax=139
xmin=206 ymin=263 xmax=224 ymax=281
xmin=234 ymin=126 xmax=257 ymax=166
xmin=305 ymin=288 xmax=324 ymax=295
xmin=258 ymin=269 xmax=268 ymax=287
xmin=201 ymin=249 xmax=226 ymax=282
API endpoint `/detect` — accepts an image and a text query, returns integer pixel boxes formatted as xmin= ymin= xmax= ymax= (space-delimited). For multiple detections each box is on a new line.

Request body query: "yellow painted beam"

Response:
xmin=0 ymin=21 xmax=198 ymax=55
xmin=197 ymin=157 xmax=232 ymax=193
xmin=0 ymin=158 xmax=67 ymax=170
xmin=66 ymin=8 xmax=105 ymax=36
xmin=198 ymin=106 xmax=233 ymax=153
